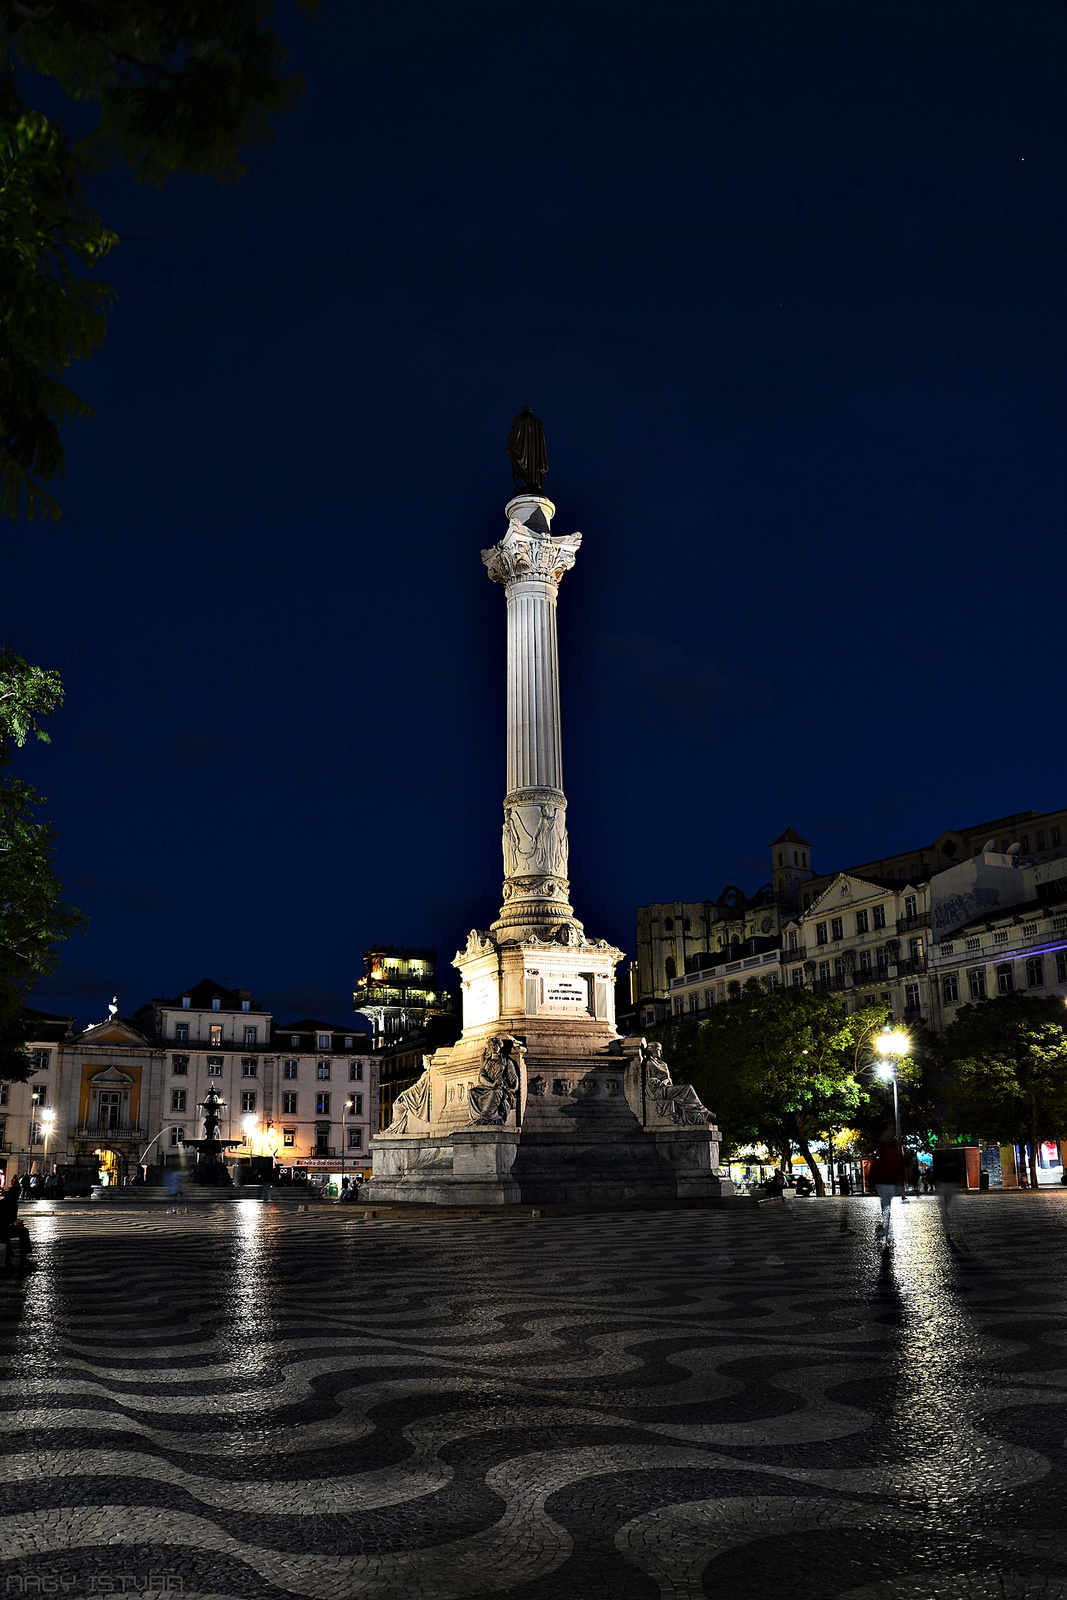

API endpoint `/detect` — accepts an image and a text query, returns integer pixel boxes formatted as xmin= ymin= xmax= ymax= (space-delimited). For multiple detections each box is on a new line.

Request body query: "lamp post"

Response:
xmin=874 ymin=1027 xmax=909 ymax=1193
xmin=341 ymin=1098 xmax=354 ymax=1191
xmin=40 ymin=1108 xmax=55 ymax=1176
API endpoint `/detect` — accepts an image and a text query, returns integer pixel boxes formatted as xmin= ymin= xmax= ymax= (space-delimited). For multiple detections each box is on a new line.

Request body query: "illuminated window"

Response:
xmin=283 ymin=1061 xmax=298 ymax=1079
xmin=282 ymin=1092 xmax=298 ymax=1114
xmin=349 ymin=1062 xmax=363 ymax=1082
xmin=317 ymin=1062 xmax=331 ymax=1080
xmin=283 ymin=1129 xmax=295 ymax=1147
xmin=241 ymin=1091 xmax=256 ymax=1113
xmin=210 ymin=1024 xmax=222 ymax=1046
xmin=206 ymin=1057 xmax=223 ymax=1075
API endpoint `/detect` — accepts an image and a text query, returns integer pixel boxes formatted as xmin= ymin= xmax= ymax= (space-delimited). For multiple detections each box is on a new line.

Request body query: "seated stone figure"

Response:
xmin=468 ymin=1035 xmax=524 ymax=1125
xmin=388 ymin=1064 xmax=431 ymax=1132
xmin=642 ymin=1040 xmax=712 ymax=1127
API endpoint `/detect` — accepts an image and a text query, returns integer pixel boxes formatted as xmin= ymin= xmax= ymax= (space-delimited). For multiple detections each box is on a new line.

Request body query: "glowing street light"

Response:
xmin=40 ymin=1107 xmax=55 ymax=1174
xmin=873 ymin=1028 xmax=909 ymax=1186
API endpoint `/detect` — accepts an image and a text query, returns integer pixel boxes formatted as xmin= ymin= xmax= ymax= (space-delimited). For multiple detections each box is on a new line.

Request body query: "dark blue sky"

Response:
xmin=10 ymin=0 xmax=1067 ymax=1027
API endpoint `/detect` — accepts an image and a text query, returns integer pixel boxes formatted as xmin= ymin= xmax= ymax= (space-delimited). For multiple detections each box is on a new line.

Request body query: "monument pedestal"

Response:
xmin=364 ymin=473 xmax=734 ymax=1207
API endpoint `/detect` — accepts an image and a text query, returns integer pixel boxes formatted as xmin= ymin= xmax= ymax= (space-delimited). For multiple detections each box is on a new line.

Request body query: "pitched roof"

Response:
xmin=272 ymin=1018 xmax=370 ymax=1038
xmin=772 ymin=828 xmax=811 ymax=846
xmin=152 ymin=978 xmax=264 ymax=1012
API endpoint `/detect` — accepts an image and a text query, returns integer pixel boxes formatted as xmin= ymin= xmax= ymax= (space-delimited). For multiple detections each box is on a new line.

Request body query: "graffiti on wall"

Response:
xmin=932 ymin=886 xmax=1001 ymax=932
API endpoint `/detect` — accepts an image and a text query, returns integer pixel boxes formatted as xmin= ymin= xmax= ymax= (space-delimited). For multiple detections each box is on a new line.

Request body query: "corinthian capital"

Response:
xmin=482 ymin=520 xmax=582 ymax=587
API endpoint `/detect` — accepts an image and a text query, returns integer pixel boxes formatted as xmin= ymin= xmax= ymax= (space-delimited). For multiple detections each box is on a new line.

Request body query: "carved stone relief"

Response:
xmin=503 ymin=792 xmax=569 ymax=880
xmin=641 ymin=1041 xmax=713 ymax=1128
xmin=482 ymin=522 xmax=582 ymax=589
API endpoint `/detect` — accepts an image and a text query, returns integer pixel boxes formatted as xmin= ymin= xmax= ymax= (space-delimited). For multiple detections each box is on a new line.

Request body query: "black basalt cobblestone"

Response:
xmin=4 ymin=1195 xmax=1067 ymax=1598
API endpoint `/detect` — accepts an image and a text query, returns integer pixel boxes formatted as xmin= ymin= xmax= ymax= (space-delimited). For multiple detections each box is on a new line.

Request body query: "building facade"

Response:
xmin=0 ymin=978 xmax=378 ymax=1188
xmin=353 ymin=945 xmax=456 ymax=1048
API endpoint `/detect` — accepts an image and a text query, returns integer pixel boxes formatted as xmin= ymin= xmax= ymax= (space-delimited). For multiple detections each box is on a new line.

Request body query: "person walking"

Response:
xmin=0 ymin=1183 xmax=34 ymax=1268
xmin=870 ymin=1125 xmax=906 ymax=1244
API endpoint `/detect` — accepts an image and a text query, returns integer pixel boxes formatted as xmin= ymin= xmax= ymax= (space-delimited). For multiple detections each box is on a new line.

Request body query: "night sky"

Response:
xmin=10 ymin=0 xmax=1067 ymax=1028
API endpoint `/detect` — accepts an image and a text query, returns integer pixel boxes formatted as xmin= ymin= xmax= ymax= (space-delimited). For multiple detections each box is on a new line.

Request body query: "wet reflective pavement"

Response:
xmin=3 ymin=1195 xmax=1067 ymax=1599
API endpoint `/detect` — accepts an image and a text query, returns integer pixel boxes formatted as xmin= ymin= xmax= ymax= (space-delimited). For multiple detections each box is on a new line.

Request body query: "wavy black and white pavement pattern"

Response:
xmin=4 ymin=1196 xmax=1067 ymax=1600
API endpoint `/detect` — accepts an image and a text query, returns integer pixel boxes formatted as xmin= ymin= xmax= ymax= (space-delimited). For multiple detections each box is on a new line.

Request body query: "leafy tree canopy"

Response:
xmin=941 ymin=992 xmax=1067 ymax=1187
xmin=0 ymin=647 xmax=84 ymax=1080
xmin=650 ymin=982 xmax=909 ymax=1193
xmin=1 ymin=1 xmax=316 ymax=519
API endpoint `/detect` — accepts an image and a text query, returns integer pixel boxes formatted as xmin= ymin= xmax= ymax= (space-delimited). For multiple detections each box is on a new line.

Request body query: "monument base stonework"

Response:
xmin=363 ymin=931 xmax=734 ymax=1206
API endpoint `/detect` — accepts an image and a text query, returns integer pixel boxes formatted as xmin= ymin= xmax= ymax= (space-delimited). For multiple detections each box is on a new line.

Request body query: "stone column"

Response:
xmin=482 ymin=495 xmax=582 ymax=939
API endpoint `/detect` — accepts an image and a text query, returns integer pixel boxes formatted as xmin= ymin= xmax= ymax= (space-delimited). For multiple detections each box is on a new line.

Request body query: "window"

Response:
xmin=170 ymin=1127 xmax=184 ymax=1147
xmin=206 ymin=1057 xmax=223 ymax=1076
xmin=182 ymin=995 xmax=191 ymax=1009
xmin=904 ymin=895 xmax=917 ymax=919
xmin=241 ymin=1091 xmax=256 ymax=1113
xmin=244 ymin=1025 xmax=257 ymax=1045
xmin=834 ymin=957 xmax=846 ymax=978
xmin=316 ymin=1092 xmax=331 ymax=1115
xmin=664 ymin=957 xmax=676 ymax=981
xmin=349 ymin=1062 xmax=363 ymax=1082
xmin=1022 ymin=923 xmax=1038 ymax=938
xmin=816 ymin=922 xmax=828 ymax=945
xmin=859 ymin=950 xmax=873 ymax=973
xmin=673 ymin=997 xmax=683 ymax=1016
xmin=175 ymin=1023 xmax=189 ymax=1043
xmin=819 ymin=960 xmax=830 ymax=981
xmin=993 ymin=930 xmax=1009 ymax=945
xmin=30 ymin=1122 xmax=44 ymax=1144
xmin=664 ymin=917 xmax=674 ymax=931
xmin=704 ymin=989 xmax=713 ymax=1008
xmin=291 ymin=1034 xmax=300 ymax=1046
xmin=1058 ymin=952 xmax=1067 ymax=982
xmin=909 ymin=937 xmax=924 ymax=964
xmin=282 ymin=1091 xmax=298 ymax=1114
xmin=997 ymin=963 xmax=1014 ymax=995
xmin=793 ymin=851 xmax=799 ymax=865
xmin=352 ymin=1093 xmax=363 ymax=1114
xmin=969 ymin=969 xmax=986 ymax=1000
xmin=344 ymin=1036 xmax=354 ymax=1049
xmin=316 ymin=1131 xmax=330 ymax=1155
xmin=966 ymin=937 xmax=981 ymax=952
xmin=210 ymin=1024 xmax=222 ymax=1046
xmin=1053 ymin=827 xmax=1062 ymax=845
xmin=0 ymin=1084 xmax=7 ymax=1105
xmin=31 ymin=1083 xmax=47 ymax=1106
xmin=241 ymin=1058 xmax=257 ymax=1077
xmin=284 ymin=1060 xmax=298 ymax=1079
xmin=318 ymin=1033 xmax=330 ymax=1050
xmin=787 ymin=931 xmax=798 ymax=951
xmin=242 ymin=1000 xmax=250 ymax=1013
xmin=683 ymin=916 xmax=691 ymax=932
xmin=778 ymin=851 xmax=784 ymax=866
xmin=1037 ymin=831 xmax=1046 ymax=849
xmin=943 ymin=973 xmax=959 ymax=1004
xmin=317 ymin=1062 xmax=331 ymax=1080
xmin=282 ymin=1129 xmax=295 ymax=1147
xmin=830 ymin=917 xmax=843 ymax=941
xmin=32 ymin=1049 xmax=49 ymax=1072
xmin=212 ymin=998 xmax=221 ymax=1011
xmin=855 ymin=910 xmax=869 ymax=934
xmin=171 ymin=1089 xmax=187 ymax=1112
xmin=802 ymin=893 xmax=811 ymax=909
xmin=791 ymin=969 xmax=803 ymax=987
xmin=873 ymin=904 xmax=886 ymax=929
xmin=904 ymin=983 xmax=920 ymax=1013
xmin=1027 ymin=956 xmax=1045 ymax=987
xmin=348 ymin=1128 xmax=363 ymax=1149
xmin=688 ymin=993 xmax=698 ymax=1013
xmin=172 ymin=1055 xmax=189 ymax=1075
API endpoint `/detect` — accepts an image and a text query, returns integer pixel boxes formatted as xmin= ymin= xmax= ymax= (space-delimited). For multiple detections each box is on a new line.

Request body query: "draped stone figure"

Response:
xmin=506 ymin=406 xmax=549 ymax=491
xmin=642 ymin=1040 xmax=712 ymax=1127
xmin=388 ymin=1066 xmax=430 ymax=1132
xmin=468 ymin=1035 xmax=523 ymax=1125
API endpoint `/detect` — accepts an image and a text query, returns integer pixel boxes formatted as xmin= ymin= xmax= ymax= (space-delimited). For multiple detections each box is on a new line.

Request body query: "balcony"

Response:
xmin=782 ymin=947 xmax=806 ymax=965
xmin=896 ymin=912 xmax=931 ymax=934
xmin=74 ymin=1125 xmax=145 ymax=1143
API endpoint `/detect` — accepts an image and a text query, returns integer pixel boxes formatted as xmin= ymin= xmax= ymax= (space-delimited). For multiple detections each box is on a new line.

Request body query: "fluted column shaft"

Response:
xmin=506 ymin=577 xmax=563 ymax=795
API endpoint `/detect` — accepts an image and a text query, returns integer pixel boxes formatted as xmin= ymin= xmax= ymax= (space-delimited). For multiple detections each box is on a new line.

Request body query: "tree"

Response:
xmin=941 ymin=993 xmax=1067 ymax=1189
xmin=2 ymin=1 xmax=316 ymax=519
xmin=652 ymin=983 xmax=897 ymax=1195
xmin=0 ymin=648 xmax=84 ymax=1080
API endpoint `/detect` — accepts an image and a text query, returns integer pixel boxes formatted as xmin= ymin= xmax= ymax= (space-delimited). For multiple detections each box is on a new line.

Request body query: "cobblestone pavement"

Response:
xmin=3 ymin=1195 xmax=1067 ymax=1599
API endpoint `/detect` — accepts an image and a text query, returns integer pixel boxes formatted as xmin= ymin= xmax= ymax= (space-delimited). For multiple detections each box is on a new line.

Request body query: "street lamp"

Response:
xmin=341 ymin=1098 xmax=354 ymax=1191
xmin=874 ymin=1028 xmax=909 ymax=1191
xmin=40 ymin=1108 xmax=55 ymax=1176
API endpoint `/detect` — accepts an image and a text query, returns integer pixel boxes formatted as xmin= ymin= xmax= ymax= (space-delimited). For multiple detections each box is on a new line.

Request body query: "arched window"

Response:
xmin=778 ymin=852 xmax=783 ymax=866
xmin=683 ymin=917 xmax=691 ymax=932
xmin=664 ymin=957 xmax=676 ymax=981
xmin=664 ymin=917 xmax=674 ymax=932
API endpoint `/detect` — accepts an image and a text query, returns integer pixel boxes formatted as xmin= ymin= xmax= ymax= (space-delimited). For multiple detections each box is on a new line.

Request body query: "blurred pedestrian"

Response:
xmin=870 ymin=1125 xmax=905 ymax=1244
xmin=0 ymin=1183 xmax=33 ymax=1269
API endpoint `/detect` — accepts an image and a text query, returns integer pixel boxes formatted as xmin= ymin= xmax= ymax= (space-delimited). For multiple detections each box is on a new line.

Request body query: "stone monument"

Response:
xmin=363 ymin=412 xmax=733 ymax=1205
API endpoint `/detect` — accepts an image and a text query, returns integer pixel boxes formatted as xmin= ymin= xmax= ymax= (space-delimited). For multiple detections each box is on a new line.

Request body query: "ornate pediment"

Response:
xmin=74 ymin=1020 xmax=151 ymax=1047
xmin=87 ymin=1066 xmax=134 ymax=1086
